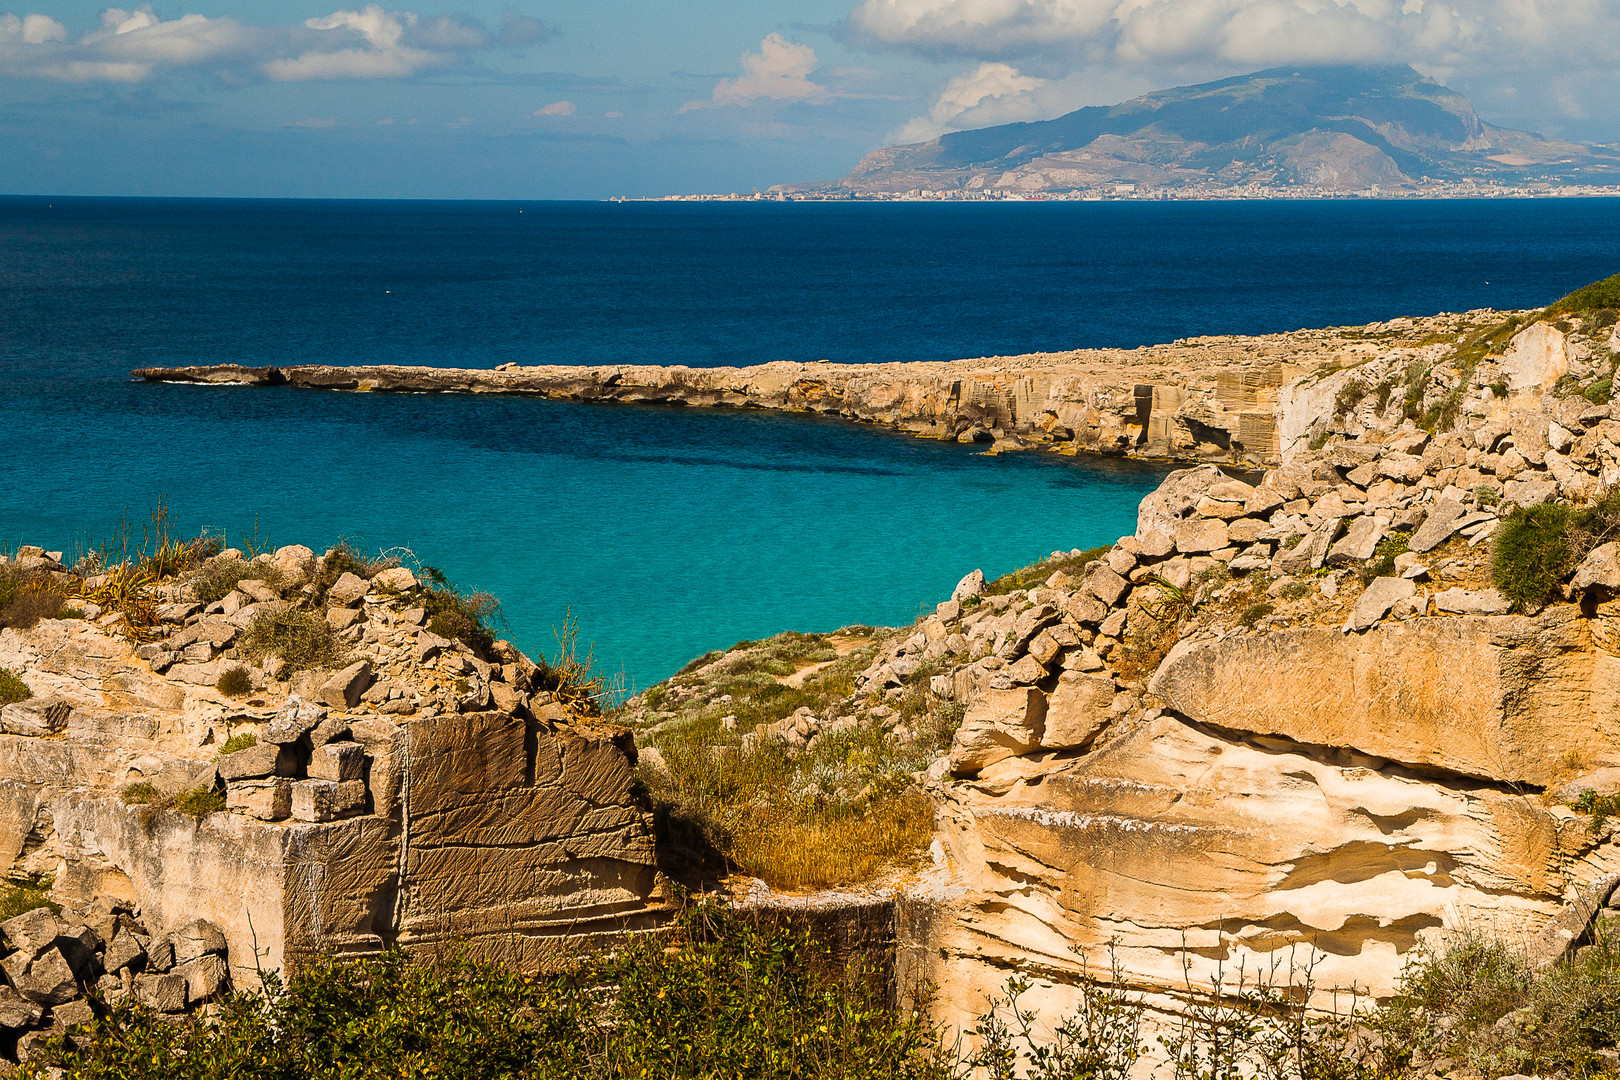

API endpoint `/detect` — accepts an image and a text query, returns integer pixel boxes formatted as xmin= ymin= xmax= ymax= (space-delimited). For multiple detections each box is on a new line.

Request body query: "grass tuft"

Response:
xmin=216 ymin=665 xmax=254 ymax=698
xmin=173 ymin=786 xmax=226 ymax=819
xmin=218 ymin=731 xmax=258 ymax=756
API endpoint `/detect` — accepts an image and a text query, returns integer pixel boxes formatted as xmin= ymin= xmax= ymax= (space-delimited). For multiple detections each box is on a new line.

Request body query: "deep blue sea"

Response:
xmin=4 ymin=196 xmax=1620 ymax=686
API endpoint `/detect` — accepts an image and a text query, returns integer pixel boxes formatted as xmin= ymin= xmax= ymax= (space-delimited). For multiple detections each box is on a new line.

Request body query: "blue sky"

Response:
xmin=3 ymin=0 xmax=1618 ymax=199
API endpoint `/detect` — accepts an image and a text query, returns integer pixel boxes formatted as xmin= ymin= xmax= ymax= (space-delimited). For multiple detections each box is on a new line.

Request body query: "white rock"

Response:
xmin=1499 ymin=321 xmax=1569 ymax=395
xmin=1342 ymin=576 xmax=1416 ymax=633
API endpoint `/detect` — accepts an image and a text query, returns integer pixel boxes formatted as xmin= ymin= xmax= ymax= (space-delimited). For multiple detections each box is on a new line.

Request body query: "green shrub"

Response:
xmin=188 ymin=556 xmax=259 ymax=603
xmin=120 ymin=782 xmax=160 ymax=806
xmin=1593 ymin=308 xmax=1619 ymax=330
xmin=25 ymin=902 xmax=951 ymax=1080
xmin=1571 ymin=788 xmax=1620 ymax=835
xmin=241 ymin=604 xmax=339 ymax=674
xmin=1474 ymin=485 xmax=1502 ymax=508
xmin=216 ymin=665 xmax=253 ymax=698
xmin=1420 ymin=388 xmax=1464 ymax=431
xmin=173 ymin=786 xmax=225 ymax=819
xmin=1585 ymin=378 xmax=1614 ymax=405
xmin=0 ymin=667 xmax=31 ymax=706
xmin=1550 ymin=272 xmax=1620 ymax=316
xmin=1493 ymin=502 xmax=1573 ymax=611
xmin=419 ymin=565 xmax=501 ymax=656
xmin=217 ymin=731 xmax=257 ymax=756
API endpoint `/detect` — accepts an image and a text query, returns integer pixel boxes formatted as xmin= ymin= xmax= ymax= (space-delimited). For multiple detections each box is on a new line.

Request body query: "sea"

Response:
xmin=4 ymin=196 xmax=1620 ymax=688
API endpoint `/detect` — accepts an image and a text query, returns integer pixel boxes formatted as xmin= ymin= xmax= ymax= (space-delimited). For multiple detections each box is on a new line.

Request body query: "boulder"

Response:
xmin=103 ymin=930 xmax=145 ymax=973
xmin=0 ymin=695 xmax=70 ymax=737
xmin=326 ymin=572 xmax=369 ymax=607
xmin=319 ymin=660 xmax=373 ymax=710
xmin=1343 ymin=576 xmax=1416 ymax=632
xmin=1041 ymin=672 xmax=1114 ymax=750
xmin=1407 ymin=497 xmax=1466 ymax=553
xmin=371 ymin=567 xmax=419 ymax=593
xmin=1084 ymin=566 xmax=1130 ymax=606
xmin=226 ymin=778 xmax=292 ymax=821
xmin=266 ymin=694 xmax=327 ymax=744
xmin=1573 ymin=543 xmax=1620 ymax=593
xmin=1174 ymin=518 xmax=1229 ymax=555
xmin=950 ymin=688 xmax=1046 ymax=776
xmin=217 ymin=741 xmax=296 ymax=781
xmin=169 ymin=920 xmax=227 ymax=967
xmin=1377 ymin=453 xmax=1426 ymax=482
xmin=1554 ymin=767 xmax=1620 ymax=805
xmin=309 ymin=742 xmax=366 ymax=783
xmin=952 ymin=569 xmax=986 ymax=602
xmin=0 ymin=986 xmax=43 ymax=1029
xmin=1325 ymin=515 xmax=1385 ymax=567
xmin=327 ymin=607 xmax=364 ymax=631
xmin=1137 ymin=465 xmax=1227 ymax=556
xmin=270 ymin=545 xmax=316 ymax=589
xmin=176 ymin=954 xmax=229 ymax=1004
xmin=2 ymin=908 xmax=64 ymax=959
xmin=1500 ymin=321 xmax=1569 ymax=395
xmin=132 ymin=973 xmax=187 ymax=1013
xmin=15 ymin=948 xmax=78 ymax=1005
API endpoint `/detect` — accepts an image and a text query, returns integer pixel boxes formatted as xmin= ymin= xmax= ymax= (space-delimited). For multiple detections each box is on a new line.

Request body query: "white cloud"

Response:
xmin=894 ymin=61 xmax=1044 ymax=141
xmin=680 ymin=33 xmax=832 ymax=111
xmin=0 ymin=4 xmax=538 ymax=83
xmin=844 ymin=0 xmax=1602 ymax=72
xmin=536 ymin=99 xmax=575 ymax=116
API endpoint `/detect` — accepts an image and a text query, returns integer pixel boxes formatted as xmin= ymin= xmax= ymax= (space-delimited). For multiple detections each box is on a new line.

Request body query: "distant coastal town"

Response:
xmin=628 ymin=179 xmax=1620 ymax=203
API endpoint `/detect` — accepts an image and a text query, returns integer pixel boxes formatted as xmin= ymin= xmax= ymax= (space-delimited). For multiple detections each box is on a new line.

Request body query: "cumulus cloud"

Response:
xmin=680 ymin=33 xmax=832 ymax=111
xmin=844 ymin=0 xmax=1600 ymax=71
xmin=894 ymin=61 xmax=1044 ymax=141
xmin=535 ymin=99 xmax=575 ymax=115
xmin=0 ymin=3 xmax=549 ymax=83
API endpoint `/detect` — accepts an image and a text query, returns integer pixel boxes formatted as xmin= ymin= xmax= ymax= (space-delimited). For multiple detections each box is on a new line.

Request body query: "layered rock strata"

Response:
xmin=871 ymin=312 xmax=1620 ymax=1035
xmin=133 ymin=309 xmax=1513 ymax=469
xmin=0 ymin=549 xmax=660 ymax=991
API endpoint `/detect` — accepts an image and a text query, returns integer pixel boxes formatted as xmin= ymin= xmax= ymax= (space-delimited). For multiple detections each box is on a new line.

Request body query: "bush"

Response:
xmin=419 ymin=565 xmax=501 ymax=656
xmin=0 ymin=667 xmax=31 ymax=706
xmin=241 ymin=604 xmax=340 ymax=674
xmin=217 ymin=731 xmax=257 ymax=756
xmin=119 ymin=782 xmax=160 ymax=805
xmin=1493 ymin=502 xmax=1573 ymax=611
xmin=1238 ymin=602 xmax=1274 ymax=628
xmin=173 ymin=786 xmax=225 ymax=819
xmin=216 ymin=666 xmax=254 ymax=698
xmin=0 ymin=566 xmax=68 ymax=630
xmin=1332 ymin=378 xmax=1368 ymax=419
xmin=188 ymin=556 xmax=279 ymax=604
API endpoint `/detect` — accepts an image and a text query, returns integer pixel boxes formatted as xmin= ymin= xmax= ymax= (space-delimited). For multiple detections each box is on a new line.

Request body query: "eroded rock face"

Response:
xmin=908 ymin=710 xmax=1602 ymax=1038
xmin=1150 ymin=611 xmax=1620 ymax=786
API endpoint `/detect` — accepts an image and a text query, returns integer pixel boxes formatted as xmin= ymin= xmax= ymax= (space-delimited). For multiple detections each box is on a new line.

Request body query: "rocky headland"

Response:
xmin=135 ymin=307 xmax=1545 ymax=470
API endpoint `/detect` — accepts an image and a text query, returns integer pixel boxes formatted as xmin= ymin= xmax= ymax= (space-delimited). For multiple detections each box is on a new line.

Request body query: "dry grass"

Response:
xmin=729 ymin=789 xmax=935 ymax=891
xmin=241 ymin=604 xmax=341 ymax=674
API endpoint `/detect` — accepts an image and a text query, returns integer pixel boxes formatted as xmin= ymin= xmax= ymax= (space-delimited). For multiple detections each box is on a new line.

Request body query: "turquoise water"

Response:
xmin=6 ymin=197 xmax=1620 ymax=684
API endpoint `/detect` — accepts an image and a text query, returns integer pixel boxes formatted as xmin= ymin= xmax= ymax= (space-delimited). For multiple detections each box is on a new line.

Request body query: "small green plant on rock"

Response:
xmin=217 ymin=732 xmax=257 ymax=757
xmin=174 ymin=786 xmax=226 ymax=819
xmin=216 ymin=665 xmax=253 ymax=698
xmin=0 ymin=666 xmax=31 ymax=706
xmin=0 ymin=876 xmax=60 ymax=922
xmin=1238 ymin=602 xmax=1274 ymax=628
xmin=1571 ymin=789 xmax=1620 ymax=836
xmin=120 ymin=782 xmax=160 ymax=806
xmin=1361 ymin=530 xmax=1412 ymax=583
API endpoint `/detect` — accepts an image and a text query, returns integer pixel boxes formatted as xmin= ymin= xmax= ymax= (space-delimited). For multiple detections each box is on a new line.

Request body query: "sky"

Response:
xmin=1 ymin=0 xmax=1618 ymax=199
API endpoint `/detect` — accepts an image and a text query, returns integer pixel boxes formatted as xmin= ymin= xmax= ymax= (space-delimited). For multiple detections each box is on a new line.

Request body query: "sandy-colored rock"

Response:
xmin=1151 ymin=611 xmax=1618 ymax=785
xmin=950 ymin=688 xmax=1046 ymax=776
xmin=1500 ymin=321 xmax=1569 ymax=395
xmin=1041 ymin=672 xmax=1114 ymax=750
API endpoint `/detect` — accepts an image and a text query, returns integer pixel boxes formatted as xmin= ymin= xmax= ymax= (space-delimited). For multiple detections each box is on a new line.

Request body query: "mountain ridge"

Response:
xmin=808 ymin=65 xmax=1620 ymax=196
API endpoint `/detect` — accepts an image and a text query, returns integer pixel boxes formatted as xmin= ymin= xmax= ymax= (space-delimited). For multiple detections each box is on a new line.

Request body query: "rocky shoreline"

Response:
xmin=134 ymin=307 xmax=1518 ymax=470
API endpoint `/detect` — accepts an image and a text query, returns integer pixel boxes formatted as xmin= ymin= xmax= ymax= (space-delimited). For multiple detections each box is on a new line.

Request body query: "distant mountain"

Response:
xmin=813 ymin=65 xmax=1620 ymax=195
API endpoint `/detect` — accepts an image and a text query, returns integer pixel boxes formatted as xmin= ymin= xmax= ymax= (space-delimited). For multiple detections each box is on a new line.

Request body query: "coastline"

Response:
xmin=134 ymin=306 xmax=1511 ymax=471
